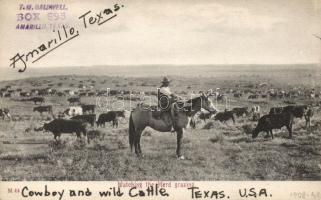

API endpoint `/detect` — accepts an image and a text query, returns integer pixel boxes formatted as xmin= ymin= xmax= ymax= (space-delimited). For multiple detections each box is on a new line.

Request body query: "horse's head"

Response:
xmin=199 ymin=92 xmax=219 ymax=114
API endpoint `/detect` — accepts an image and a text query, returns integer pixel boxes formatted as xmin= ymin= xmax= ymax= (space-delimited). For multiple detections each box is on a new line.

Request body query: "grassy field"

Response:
xmin=0 ymin=72 xmax=321 ymax=181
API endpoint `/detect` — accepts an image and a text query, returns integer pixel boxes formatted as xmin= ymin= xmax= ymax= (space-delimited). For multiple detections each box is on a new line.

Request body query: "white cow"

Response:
xmin=63 ymin=106 xmax=83 ymax=117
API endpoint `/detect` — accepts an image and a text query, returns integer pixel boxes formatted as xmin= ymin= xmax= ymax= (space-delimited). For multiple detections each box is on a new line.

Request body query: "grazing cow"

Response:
xmin=248 ymin=94 xmax=259 ymax=99
xmin=57 ymin=92 xmax=65 ymax=97
xmin=71 ymin=114 xmax=96 ymax=127
xmin=67 ymin=97 xmax=81 ymax=105
xmin=96 ymin=111 xmax=125 ymax=128
xmin=233 ymin=93 xmax=242 ymax=98
xmin=87 ymin=92 xmax=96 ymax=97
xmin=232 ymin=107 xmax=249 ymax=117
xmin=43 ymin=119 xmax=87 ymax=142
xmin=81 ymin=104 xmax=96 ymax=114
xmin=214 ymin=110 xmax=235 ymax=124
xmin=63 ymin=106 xmax=83 ymax=117
xmin=30 ymin=97 xmax=45 ymax=104
xmin=252 ymin=112 xmax=294 ymax=139
xmin=33 ymin=105 xmax=53 ymax=114
xmin=304 ymin=106 xmax=314 ymax=128
xmin=20 ymin=92 xmax=30 ymax=97
xmin=0 ymin=108 xmax=11 ymax=120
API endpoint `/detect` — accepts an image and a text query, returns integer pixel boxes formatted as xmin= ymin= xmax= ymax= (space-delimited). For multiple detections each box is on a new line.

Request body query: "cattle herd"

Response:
xmin=0 ymin=81 xmax=317 ymax=145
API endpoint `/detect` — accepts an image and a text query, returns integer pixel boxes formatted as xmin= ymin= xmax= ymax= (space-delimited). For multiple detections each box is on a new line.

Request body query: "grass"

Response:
xmin=0 ymin=75 xmax=321 ymax=180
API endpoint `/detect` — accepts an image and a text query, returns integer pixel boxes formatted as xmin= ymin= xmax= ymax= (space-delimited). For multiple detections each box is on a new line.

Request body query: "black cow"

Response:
xmin=248 ymin=94 xmax=259 ymax=99
xmin=68 ymin=97 xmax=80 ymax=105
xmin=231 ymin=107 xmax=249 ymax=117
xmin=199 ymin=111 xmax=214 ymax=122
xmin=33 ymin=105 xmax=53 ymax=114
xmin=234 ymin=93 xmax=242 ymax=98
xmin=81 ymin=104 xmax=96 ymax=114
xmin=43 ymin=119 xmax=87 ymax=142
xmin=96 ymin=111 xmax=125 ymax=128
xmin=252 ymin=112 xmax=294 ymax=139
xmin=30 ymin=97 xmax=45 ymax=105
xmin=57 ymin=92 xmax=65 ymax=97
xmin=270 ymin=105 xmax=307 ymax=118
xmin=0 ymin=108 xmax=11 ymax=120
xmin=283 ymin=105 xmax=307 ymax=118
xmin=71 ymin=114 xmax=96 ymax=127
xmin=214 ymin=110 xmax=235 ymax=124
xmin=20 ymin=92 xmax=30 ymax=97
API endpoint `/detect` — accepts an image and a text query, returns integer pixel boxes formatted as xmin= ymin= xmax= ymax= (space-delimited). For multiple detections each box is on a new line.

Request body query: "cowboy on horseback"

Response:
xmin=158 ymin=77 xmax=180 ymax=112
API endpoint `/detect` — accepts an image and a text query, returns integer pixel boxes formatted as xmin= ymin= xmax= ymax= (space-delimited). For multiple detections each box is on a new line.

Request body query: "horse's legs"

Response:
xmin=286 ymin=125 xmax=292 ymax=139
xmin=134 ymin=129 xmax=143 ymax=157
xmin=176 ymin=128 xmax=184 ymax=159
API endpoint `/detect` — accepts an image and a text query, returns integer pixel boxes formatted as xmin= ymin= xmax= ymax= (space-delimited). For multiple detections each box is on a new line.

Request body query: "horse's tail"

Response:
xmin=128 ymin=112 xmax=135 ymax=152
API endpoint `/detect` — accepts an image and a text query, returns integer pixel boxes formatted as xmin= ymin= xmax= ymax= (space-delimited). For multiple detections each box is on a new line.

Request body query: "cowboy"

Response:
xmin=158 ymin=77 xmax=179 ymax=112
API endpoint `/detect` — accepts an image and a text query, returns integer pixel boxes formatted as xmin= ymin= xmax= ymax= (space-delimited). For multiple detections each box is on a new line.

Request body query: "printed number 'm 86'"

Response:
xmin=48 ymin=12 xmax=66 ymax=21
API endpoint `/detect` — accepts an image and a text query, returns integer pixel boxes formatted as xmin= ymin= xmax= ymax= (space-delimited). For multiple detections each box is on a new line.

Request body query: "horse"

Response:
xmin=128 ymin=93 xmax=218 ymax=159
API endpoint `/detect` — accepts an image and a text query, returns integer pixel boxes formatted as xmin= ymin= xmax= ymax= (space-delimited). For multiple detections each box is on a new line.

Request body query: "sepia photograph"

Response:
xmin=0 ymin=0 xmax=321 ymax=183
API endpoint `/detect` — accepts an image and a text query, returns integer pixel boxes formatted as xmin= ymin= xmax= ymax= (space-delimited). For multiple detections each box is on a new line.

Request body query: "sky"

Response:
xmin=0 ymin=0 xmax=320 ymax=70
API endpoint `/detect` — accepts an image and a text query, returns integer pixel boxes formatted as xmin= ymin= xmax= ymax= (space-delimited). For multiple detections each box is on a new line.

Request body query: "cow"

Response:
xmin=231 ymin=107 xmax=249 ymax=117
xmin=63 ymin=106 xmax=83 ymax=117
xmin=67 ymin=97 xmax=81 ymax=105
xmin=251 ymin=105 xmax=261 ymax=121
xmin=304 ymin=106 xmax=314 ymax=128
xmin=283 ymin=105 xmax=307 ymax=118
xmin=269 ymin=107 xmax=283 ymax=114
xmin=0 ymin=108 xmax=11 ymax=120
xmin=71 ymin=114 xmax=96 ymax=127
xmin=248 ymin=94 xmax=259 ymax=99
xmin=20 ymin=92 xmax=30 ymax=97
xmin=234 ymin=93 xmax=242 ymax=98
xmin=252 ymin=112 xmax=294 ymax=139
xmin=43 ymin=119 xmax=87 ymax=142
xmin=57 ymin=92 xmax=65 ymax=97
xmin=270 ymin=105 xmax=307 ymax=119
xmin=96 ymin=111 xmax=125 ymax=128
xmin=30 ymin=97 xmax=45 ymax=105
xmin=214 ymin=110 xmax=235 ymax=124
xmin=33 ymin=105 xmax=53 ymax=114
xmin=81 ymin=104 xmax=96 ymax=114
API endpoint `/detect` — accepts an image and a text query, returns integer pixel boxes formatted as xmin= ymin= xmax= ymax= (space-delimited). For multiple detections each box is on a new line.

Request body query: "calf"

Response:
xmin=252 ymin=112 xmax=294 ymax=139
xmin=232 ymin=107 xmax=249 ymax=117
xmin=30 ymin=97 xmax=45 ymax=105
xmin=214 ymin=110 xmax=235 ymax=124
xmin=63 ymin=106 xmax=83 ymax=116
xmin=96 ymin=111 xmax=125 ymax=128
xmin=81 ymin=104 xmax=96 ymax=114
xmin=33 ymin=105 xmax=53 ymax=114
xmin=71 ymin=114 xmax=96 ymax=127
xmin=67 ymin=97 xmax=81 ymax=105
xmin=43 ymin=119 xmax=87 ymax=142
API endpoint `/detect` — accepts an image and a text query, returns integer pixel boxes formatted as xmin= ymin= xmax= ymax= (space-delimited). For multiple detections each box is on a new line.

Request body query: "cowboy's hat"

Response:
xmin=161 ymin=77 xmax=171 ymax=83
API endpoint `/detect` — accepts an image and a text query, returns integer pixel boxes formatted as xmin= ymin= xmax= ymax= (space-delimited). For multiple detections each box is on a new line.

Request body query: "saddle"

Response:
xmin=136 ymin=103 xmax=168 ymax=119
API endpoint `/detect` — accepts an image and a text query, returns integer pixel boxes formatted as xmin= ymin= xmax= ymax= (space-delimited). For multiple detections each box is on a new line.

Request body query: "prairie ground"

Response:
xmin=0 ymin=73 xmax=321 ymax=180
